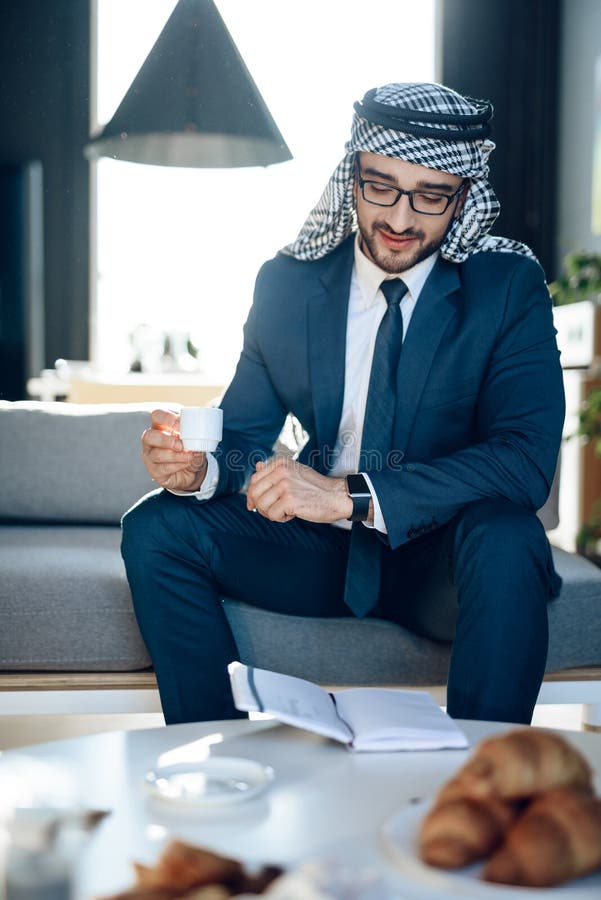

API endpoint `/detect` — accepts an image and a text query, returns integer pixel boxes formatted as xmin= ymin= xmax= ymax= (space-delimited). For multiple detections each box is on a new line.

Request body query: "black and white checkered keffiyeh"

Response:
xmin=283 ymin=83 xmax=535 ymax=264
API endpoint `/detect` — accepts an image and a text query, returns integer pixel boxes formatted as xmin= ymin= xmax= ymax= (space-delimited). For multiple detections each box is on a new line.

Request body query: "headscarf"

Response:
xmin=283 ymin=82 xmax=535 ymax=264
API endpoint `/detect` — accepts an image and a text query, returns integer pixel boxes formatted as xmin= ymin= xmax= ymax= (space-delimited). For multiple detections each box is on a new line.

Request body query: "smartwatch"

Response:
xmin=345 ymin=473 xmax=372 ymax=522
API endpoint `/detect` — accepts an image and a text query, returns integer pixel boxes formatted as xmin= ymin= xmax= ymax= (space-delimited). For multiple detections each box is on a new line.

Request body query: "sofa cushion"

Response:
xmin=546 ymin=547 xmax=601 ymax=669
xmin=0 ymin=525 xmax=151 ymax=671
xmin=0 ymin=402 xmax=156 ymax=524
xmin=1 ymin=526 xmax=598 ymax=677
xmin=223 ymin=545 xmax=601 ymax=684
xmin=224 ymin=600 xmax=451 ymax=684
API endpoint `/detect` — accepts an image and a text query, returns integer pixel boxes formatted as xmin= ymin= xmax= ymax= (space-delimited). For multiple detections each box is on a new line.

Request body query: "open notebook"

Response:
xmin=228 ymin=662 xmax=468 ymax=752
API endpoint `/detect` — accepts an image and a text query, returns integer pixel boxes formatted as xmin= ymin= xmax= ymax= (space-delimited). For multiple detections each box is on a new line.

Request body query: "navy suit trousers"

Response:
xmin=121 ymin=490 xmax=560 ymax=725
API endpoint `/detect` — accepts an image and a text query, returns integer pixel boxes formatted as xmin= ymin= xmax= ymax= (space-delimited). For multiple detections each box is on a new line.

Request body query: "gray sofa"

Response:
xmin=1 ymin=401 xmax=600 ymax=698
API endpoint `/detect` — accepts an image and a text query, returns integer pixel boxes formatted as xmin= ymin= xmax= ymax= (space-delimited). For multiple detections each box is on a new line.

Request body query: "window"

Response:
xmin=92 ymin=0 xmax=437 ymax=382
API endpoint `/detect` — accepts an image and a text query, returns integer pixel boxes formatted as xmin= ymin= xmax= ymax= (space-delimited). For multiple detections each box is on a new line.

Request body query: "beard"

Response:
xmin=357 ymin=218 xmax=448 ymax=274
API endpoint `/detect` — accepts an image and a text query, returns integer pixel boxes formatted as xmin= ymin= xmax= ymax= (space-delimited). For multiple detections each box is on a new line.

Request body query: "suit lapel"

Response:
xmin=306 ymin=244 xmax=461 ymax=468
xmin=393 ymin=257 xmax=461 ymax=451
xmin=307 ymin=238 xmax=355 ymax=471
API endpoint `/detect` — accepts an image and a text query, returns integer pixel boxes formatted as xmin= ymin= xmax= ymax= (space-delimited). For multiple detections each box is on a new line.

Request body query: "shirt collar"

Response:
xmin=353 ymin=232 xmax=439 ymax=309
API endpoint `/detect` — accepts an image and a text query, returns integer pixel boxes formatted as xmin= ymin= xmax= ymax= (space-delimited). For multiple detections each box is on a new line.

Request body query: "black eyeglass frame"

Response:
xmin=356 ymin=166 xmax=467 ymax=217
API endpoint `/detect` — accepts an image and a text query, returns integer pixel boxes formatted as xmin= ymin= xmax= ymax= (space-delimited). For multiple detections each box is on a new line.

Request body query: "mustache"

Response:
xmin=374 ymin=222 xmax=425 ymax=240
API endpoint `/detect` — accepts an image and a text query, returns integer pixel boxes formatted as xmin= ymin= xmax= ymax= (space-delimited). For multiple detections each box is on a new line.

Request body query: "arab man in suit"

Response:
xmin=122 ymin=83 xmax=564 ymax=726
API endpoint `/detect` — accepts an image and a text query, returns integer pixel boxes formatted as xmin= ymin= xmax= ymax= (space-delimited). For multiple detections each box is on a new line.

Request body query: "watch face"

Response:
xmin=347 ymin=473 xmax=371 ymax=497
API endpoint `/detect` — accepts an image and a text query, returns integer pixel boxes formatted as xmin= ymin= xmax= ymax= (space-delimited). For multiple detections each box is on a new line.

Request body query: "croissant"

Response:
xmin=134 ymin=841 xmax=243 ymax=892
xmin=419 ymin=794 xmax=519 ymax=868
xmin=484 ymin=786 xmax=601 ymax=887
xmin=453 ymin=728 xmax=593 ymax=799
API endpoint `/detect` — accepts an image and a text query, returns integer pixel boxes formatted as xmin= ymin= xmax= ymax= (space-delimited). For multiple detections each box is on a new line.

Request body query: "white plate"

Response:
xmin=381 ymin=799 xmax=601 ymax=899
xmin=144 ymin=756 xmax=274 ymax=809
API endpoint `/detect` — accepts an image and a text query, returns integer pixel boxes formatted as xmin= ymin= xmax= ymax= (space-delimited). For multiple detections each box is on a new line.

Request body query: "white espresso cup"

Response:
xmin=179 ymin=406 xmax=223 ymax=452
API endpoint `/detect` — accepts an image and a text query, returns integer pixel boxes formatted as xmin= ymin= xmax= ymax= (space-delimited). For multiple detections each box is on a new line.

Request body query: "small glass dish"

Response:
xmin=144 ymin=756 xmax=274 ymax=809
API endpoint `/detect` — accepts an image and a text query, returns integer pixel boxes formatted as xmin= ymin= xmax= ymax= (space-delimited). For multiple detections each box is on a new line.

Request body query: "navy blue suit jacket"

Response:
xmin=214 ymin=235 xmax=565 ymax=551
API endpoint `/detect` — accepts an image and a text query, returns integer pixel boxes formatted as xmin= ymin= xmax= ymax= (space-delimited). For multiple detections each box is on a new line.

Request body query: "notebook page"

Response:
xmin=332 ymin=687 xmax=468 ymax=751
xmin=229 ymin=662 xmax=352 ymax=744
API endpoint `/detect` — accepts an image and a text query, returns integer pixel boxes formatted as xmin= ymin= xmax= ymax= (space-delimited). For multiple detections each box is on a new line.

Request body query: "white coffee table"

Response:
xmin=5 ymin=718 xmax=601 ymax=899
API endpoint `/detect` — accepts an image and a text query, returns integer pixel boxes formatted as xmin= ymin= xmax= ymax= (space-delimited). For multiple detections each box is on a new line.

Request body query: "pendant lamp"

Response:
xmin=85 ymin=0 xmax=292 ymax=167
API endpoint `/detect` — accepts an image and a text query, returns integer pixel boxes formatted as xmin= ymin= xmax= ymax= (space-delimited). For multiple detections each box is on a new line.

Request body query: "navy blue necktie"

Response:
xmin=343 ymin=278 xmax=408 ymax=617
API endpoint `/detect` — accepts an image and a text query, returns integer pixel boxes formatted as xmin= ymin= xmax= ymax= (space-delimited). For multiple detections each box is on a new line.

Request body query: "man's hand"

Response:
xmin=141 ymin=409 xmax=208 ymax=493
xmin=246 ymin=456 xmax=353 ymax=523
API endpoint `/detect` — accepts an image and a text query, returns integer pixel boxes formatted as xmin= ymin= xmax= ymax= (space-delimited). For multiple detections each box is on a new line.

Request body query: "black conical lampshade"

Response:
xmin=85 ymin=0 xmax=292 ymax=167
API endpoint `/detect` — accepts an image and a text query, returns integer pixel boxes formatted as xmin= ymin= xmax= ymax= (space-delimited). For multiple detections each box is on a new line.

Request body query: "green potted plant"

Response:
xmin=574 ymin=385 xmax=601 ymax=564
xmin=549 ymin=250 xmax=601 ymax=306
xmin=550 ymin=251 xmax=601 ymax=561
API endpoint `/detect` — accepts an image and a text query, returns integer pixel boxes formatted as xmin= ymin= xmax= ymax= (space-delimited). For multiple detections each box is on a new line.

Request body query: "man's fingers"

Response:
xmin=247 ymin=457 xmax=306 ymax=513
xmin=142 ymin=427 xmax=183 ymax=453
xmin=249 ymin=456 xmax=289 ymax=490
xmin=150 ymin=456 xmax=205 ymax=474
xmin=153 ymin=461 xmax=199 ymax=478
xmin=254 ymin=484 xmax=288 ymax=515
xmin=150 ymin=408 xmax=180 ymax=432
xmin=140 ymin=411 xmax=206 ymax=493
xmin=247 ymin=458 xmax=324 ymax=517
xmin=252 ymin=455 xmax=290 ymax=479
xmin=257 ymin=495 xmax=295 ymax=522
xmin=146 ymin=445 xmax=198 ymax=463
xmin=248 ymin=469 xmax=287 ymax=510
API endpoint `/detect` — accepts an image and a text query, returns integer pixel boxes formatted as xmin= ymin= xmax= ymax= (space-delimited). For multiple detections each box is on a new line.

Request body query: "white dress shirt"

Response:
xmin=177 ymin=235 xmax=439 ymax=535
xmin=328 ymin=237 xmax=438 ymax=532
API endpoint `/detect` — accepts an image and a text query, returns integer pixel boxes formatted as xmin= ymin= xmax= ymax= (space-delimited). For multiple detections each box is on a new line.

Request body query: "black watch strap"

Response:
xmin=346 ymin=473 xmax=372 ymax=522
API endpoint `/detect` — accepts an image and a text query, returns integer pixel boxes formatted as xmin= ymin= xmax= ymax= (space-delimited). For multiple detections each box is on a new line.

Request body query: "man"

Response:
xmin=121 ymin=82 xmax=564 ymax=726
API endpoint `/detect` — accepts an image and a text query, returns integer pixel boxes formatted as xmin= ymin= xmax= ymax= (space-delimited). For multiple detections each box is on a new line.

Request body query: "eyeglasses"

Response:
xmin=356 ymin=169 xmax=466 ymax=216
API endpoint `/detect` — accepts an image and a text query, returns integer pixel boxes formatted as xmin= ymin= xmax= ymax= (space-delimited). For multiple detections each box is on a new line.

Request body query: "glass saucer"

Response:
xmin=144 ymin=756 xmax=274 ymax=808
